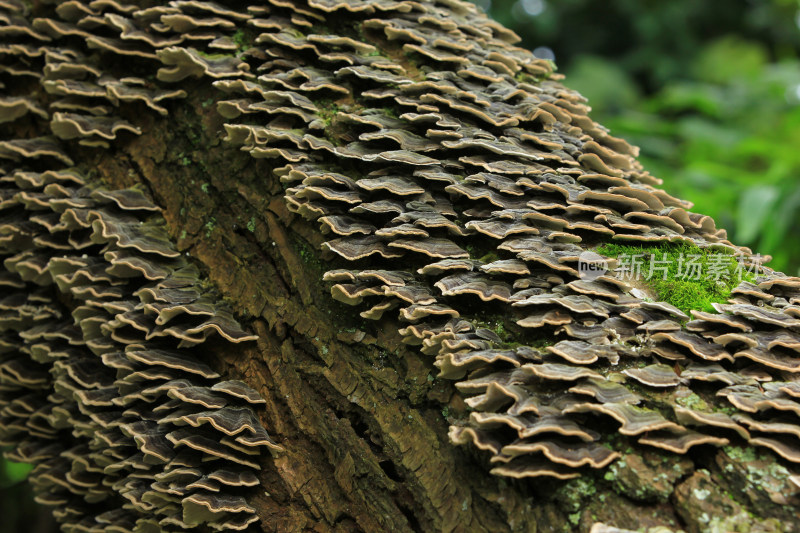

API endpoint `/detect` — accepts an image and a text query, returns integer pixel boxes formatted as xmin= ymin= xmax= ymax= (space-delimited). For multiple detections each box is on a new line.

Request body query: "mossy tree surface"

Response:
xmin=112 ymin=83 xmax=797 ymax=533
xmin=105 ymin=87 xmax=788 ymax=533
xmin=596 ymin=242 xmax=758 ymax=315
xmin=2 ymin=1 xmax=799 ymax=532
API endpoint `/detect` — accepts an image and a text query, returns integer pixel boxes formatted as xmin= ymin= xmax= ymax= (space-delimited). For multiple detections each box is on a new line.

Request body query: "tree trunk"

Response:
xmin=116 ymin=89 xmax=799 ymax=533
xmin=1 ymin=1 xmax=799 ymax=532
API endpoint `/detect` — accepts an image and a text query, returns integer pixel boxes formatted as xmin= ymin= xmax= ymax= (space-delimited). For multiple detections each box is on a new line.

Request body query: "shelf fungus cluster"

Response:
xmin=3 ymin=0 xmax=800 ymax=521
xmin=1 ymin=1 xmax=284 ymax=530
xmin=0 ymin=166 xmax=279 ymax=530
xmin=0 ymin=169 xmax=280 ymax=529
xmin=204 ymin=0 xmax=800 ymax=485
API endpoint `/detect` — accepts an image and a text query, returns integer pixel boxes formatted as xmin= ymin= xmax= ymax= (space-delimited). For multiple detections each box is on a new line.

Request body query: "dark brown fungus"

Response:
xmin=488 ymin=458 xmax=580 ymax=480
xmin=569 ymin=378 xmax=643 ymax=405
xmin=638 ymin=430 xmax=729 ymax=453
xmin=500 ymin=440 xmax=621 ymax=468
xmin=750 ymin=437 xmax=800 ymax=463
xmin=622 ymin=364 xmax=682 ymax=388
xmin=3 ymin=0 xmax=800 ymax=526
xmin=0 ymin=143 xmax=269 ymax=530
xmin=157 ymin=47 xmax=251 ymax=82
xmin=564 ymin=403 xmax=684 ymax=435
xmin=675 ymin=408 xmax=750 ymax=440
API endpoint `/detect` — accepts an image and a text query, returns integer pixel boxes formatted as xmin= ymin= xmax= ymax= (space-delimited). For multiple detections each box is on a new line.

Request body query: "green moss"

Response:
xmin=194 ymin=49 xmax=232 ymax=60
xmin=297 ymin=241 xmax=315 ymax=264
xmin=603 ymin=457 xmax=626 ymax=486
xmin=596 ymin=241 xmax=755 ymax=315
xmin=714 ymin=405 xmax=737 ymax=415
xmin=204 ymin=218 xmax=216 ymax=237
xmin=315 ymin=98 xmax=341 ymax=127
xmin=246 ymin=217 xmax=256 ymax=233
xmin=477 ymin=251 xmax=500 ymax=263
xmin=347 ymin=20 xmax=367 ymax=41
xmin=723 ymin=445 xmax=757 ymax=463
xmin=675 ymin=392 xmax=708 ymax=411
xmin=530 ymin=338 xmax=555 ymax=349
xmin=293 ymin=236 xmax=324 ymax=276
xmin=200 ymin=182 xmax=210 ymax=194
xmin=402 ymin=49 xmax=424 ymax=67
xmin=724 ymin=445 xmax=793 ymax=501
xmin=559 ymin=477 xmax=596 ymax=509
xmin=765 ymin=461 xmax=790 ymax=482
xmin=464 ymin=242 xmax=499 ymax=263
xmin=473 ymin=316 xmax=512 ymax=344
xmin=185 ymin=126 xmax=201 ymax=147
xmin=231 ymin=28 xmax=247 ymax=49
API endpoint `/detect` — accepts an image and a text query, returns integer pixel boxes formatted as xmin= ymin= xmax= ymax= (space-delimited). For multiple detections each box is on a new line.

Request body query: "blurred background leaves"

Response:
xmin=474 ymin=0 xmax=800 ymax=273
xmin=0 ymin=452 xmax=54 ymax=533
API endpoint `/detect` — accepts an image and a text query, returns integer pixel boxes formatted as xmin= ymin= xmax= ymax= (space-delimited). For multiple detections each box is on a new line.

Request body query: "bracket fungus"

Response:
xmin=0 ymin=161 xmax=277 ymax=530
xmin=0 ymin=3 xmax=283 ymax=527
xmin=2 ymin=0 xmax=800 ymax=530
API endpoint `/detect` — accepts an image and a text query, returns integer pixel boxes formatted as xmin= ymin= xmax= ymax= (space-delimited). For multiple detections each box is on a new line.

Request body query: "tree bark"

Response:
xmin=112 ymin=87 xmax=561 ymax=532
xmin=104 ymin=88 xmax=795 ymax=533
xmin=2 ymin=1 xmax=799 ymax=532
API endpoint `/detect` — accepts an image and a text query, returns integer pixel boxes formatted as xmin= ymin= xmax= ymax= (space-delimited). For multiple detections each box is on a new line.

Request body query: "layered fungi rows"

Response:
xmin=0 ymin=1 xmax=284 ymax=531
xmin=2 ymin=0 xmax=800 ymax=526
xmin=0 ymin=166 xmax=281 ymax=530
xmin=203 ymin=0 xmax=800 ymax=485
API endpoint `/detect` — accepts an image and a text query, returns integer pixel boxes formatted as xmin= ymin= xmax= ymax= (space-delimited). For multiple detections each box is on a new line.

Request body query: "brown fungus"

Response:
xmin=0 ymin=159 xmax=272 ymax=530
xmin=3 ymin=0 xmax=800 ymax=526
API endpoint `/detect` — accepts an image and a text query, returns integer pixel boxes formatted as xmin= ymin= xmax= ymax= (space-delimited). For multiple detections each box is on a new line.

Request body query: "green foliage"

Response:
xmin=578 ymin=43 xmax=800 ymax=275
xmin=596 ymin=242 xmax=755 ymax=315
xmin=204 ymin=217 xmax=216 ymax=237
xmin=479 ymin=0 xmax=800 ymax=274
xmin=482 ymin=0 xmax=800 ymax=91
xmin=0 ymin=457 xmax=31 ymax=489
xmin=231 ymin=29 xmax=247 ymax=49
xmin=315 ymin=99 xmax=341 ymax=127
xmin=0 ymin=456 xmax=42 ymax=533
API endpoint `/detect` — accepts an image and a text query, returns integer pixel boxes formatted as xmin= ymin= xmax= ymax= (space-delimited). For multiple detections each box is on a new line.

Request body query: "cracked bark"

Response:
xmin=63 ymin=85 xmax=794 ymax=533
xmin=2 ymin=2 xmax=798 ymax=532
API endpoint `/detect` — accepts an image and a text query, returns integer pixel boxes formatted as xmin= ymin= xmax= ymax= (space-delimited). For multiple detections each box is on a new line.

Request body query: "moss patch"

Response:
xmin=596 ymin=242 xmax=756 ymax=315
xmin=675 ymin=392 xmax=708 ymax=411
xmin=231 ymin=28 xmax=249 ymax=50
xmin=315 ymin=98 xmax=341 ymax=127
